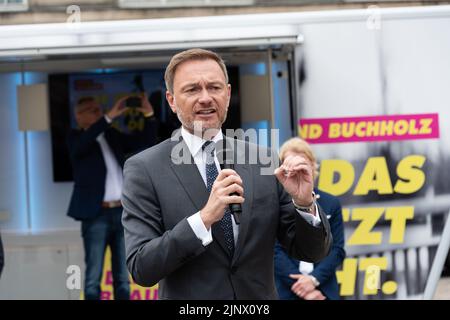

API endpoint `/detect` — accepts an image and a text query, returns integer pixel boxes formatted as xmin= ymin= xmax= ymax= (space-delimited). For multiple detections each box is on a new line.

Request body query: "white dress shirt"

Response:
xmin=299 ymin=261 xmax=315 ymax=274
xmin=182 ymin=127 xmax=321 ymax=247
xmin=96 ymin=115 xmax=123 ymax=202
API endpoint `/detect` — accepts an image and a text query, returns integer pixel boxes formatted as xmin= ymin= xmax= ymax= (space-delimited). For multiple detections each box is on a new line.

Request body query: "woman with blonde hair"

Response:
xmin=274 ymin=137 xmax=346 ymax=300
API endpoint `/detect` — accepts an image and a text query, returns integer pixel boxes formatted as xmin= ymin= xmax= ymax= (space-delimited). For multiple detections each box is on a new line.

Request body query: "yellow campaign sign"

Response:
xmin=80 ymin=247 xmax=159 ymax=300
xmin=297 ymin=113 xmax=447 ymax=299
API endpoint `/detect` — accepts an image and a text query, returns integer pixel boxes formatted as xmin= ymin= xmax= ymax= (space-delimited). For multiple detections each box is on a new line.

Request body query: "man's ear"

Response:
xmin=165 ymin=90 xmax=177 ymax=113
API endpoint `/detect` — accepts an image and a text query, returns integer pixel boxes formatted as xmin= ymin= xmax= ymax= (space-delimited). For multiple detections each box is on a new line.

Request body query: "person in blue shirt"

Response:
xmin=274 ymin=137 xmax=346 ymax=300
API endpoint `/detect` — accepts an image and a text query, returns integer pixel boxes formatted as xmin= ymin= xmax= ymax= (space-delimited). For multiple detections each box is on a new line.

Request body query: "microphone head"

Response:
xmin=216 ymin=138 xmax=235 ymax=170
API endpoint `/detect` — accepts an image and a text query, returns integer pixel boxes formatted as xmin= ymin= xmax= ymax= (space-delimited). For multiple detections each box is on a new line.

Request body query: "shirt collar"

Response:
xmin=181 ymin=126 xmax=223 ymax=158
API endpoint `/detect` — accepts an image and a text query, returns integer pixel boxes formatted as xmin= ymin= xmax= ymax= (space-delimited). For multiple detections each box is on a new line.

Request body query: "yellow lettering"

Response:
xmin=342 ymin=208 xmax=351 ymax=222
xmin=336 ymin=258 xmax=358 ymax=296
xmin=299 ymin=124 xmax=323 ymax=140
xmin=328 ymin=123 xmax=341 ymax=138
xmin=408 ymin=119 xmax=419 ymax=135
xmin=366 ymin=121 xmax=380 ymax=137
xmin=380 ymin=120 xmax=394 ymax=136
xmin=355 ymin=121 xmax=366 ymax=137
xmin=385 ymin=206 xmax=414 ymax=244
xmin=318 ymin=159 xmax=354 ymax=196
xmin=347 ymin=207 xmax=384 ymax=245
xmin=309 ymin=124 xmax=323 ymax=139
xmin=419 ymin=118 xmax=433 ymax=134
xmin=354 ymin=157 xmax=393 ymax=195
xmin=341 ymin=122 xmax=355 ymax=138
xmin=298 ymin=124 xmax=307 ymax=139
xmin=394 ymin=155 xmax=426 ymax=194
xmin=393 ymin=119 xmax=408 ymax=136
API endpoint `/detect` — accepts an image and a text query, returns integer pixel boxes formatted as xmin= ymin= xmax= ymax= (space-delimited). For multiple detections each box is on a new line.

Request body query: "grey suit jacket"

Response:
xmin=122 ymin=131 xmax=332 ymax=300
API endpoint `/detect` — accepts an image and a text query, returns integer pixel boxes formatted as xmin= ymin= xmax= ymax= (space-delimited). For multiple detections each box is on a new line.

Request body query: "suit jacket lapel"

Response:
xmin=211 ymin=221 xmax=231 ymax=258
xmin=168 ymin=133 xmax=230 ymax=256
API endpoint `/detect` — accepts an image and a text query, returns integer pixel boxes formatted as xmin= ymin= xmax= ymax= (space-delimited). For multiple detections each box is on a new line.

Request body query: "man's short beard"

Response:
xmin=176 ymin=109 xmax=228 ymax=136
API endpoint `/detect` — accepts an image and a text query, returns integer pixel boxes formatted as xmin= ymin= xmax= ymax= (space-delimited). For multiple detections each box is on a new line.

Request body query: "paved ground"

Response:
xmin=433 ymin=277 xmax=450 ymax=299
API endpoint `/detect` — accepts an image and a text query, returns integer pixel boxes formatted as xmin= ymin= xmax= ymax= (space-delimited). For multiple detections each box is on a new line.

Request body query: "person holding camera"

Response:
xmin=66 ymin=94 xmax=156 ymax=300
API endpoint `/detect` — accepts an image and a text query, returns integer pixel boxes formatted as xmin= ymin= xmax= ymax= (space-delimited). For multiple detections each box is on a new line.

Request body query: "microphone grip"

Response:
xmin=220 ymin=143 xmax=242 ymax=225
xmin=228 ymin=197 xmax=242 ymax=225
xmin=223 ymin=162 xmax=242 ymax=225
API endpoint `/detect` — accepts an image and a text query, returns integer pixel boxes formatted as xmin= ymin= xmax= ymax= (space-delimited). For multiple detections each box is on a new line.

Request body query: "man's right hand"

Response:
xmin=106 ymin=96 xmax=129 ymax=120
xmin=200 ymin=169 xmax=244 ymax=230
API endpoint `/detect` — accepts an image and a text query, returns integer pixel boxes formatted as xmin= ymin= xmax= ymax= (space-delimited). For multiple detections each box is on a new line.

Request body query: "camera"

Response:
xmin=125 ymin=96 xmax=141 ymax=108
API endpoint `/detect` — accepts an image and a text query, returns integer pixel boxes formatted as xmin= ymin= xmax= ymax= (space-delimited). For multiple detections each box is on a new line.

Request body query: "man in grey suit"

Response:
xmin=121 ymin=48 xmax=332 ymax=300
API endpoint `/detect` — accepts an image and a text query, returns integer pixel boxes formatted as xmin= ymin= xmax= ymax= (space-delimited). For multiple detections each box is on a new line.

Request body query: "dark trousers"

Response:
xmin=81 ymin=207 xmax=130 ymax=300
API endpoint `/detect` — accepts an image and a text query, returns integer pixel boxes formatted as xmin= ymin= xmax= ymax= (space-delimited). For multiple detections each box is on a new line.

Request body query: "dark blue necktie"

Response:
xmin=203 ymin=141 xmax=235 ymax=254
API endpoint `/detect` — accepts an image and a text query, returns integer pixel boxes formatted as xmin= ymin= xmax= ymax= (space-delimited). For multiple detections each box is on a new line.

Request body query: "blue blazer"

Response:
xmin=274 ymin=189 xmax=346 ymax=300
xmin=66 ymin=116 xmax=157 ymax=221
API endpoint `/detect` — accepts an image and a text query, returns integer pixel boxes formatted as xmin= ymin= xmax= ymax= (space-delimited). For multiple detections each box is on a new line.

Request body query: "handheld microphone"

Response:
xmin=223 ymin=162 xmax=242 ymax=225
xmin=218 ymin=139 xmax=242 ymax=225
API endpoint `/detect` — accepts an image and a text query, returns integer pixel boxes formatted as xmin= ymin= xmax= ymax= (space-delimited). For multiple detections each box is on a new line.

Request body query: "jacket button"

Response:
xmin=231 ymin=266 xmax=238 ymax=274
